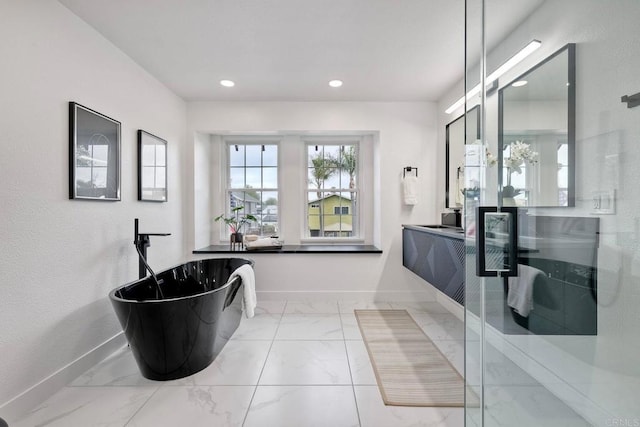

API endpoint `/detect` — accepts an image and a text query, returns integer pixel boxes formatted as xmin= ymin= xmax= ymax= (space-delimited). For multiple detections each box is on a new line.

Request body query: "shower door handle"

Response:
xmin=476 ymin=206 xmax=518 ymax=277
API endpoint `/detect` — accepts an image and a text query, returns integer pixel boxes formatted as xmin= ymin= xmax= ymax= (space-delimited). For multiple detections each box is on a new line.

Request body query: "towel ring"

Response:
xmin=403 ymin=166 xmax=418 ymax=178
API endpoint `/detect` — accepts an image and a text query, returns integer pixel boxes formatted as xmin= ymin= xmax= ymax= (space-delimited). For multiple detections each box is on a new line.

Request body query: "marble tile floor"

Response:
xmin=12 ymin=300 xmax=589 ymax=427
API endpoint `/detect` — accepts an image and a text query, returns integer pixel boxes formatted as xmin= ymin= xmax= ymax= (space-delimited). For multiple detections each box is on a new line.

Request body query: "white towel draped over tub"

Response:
xmin=229 ymin=264 xmax=256 ymax=318
xmin=507 ymin=264 xmax=546 ymax=318
xmin=402 ymin=175 xmax=419 ymax=205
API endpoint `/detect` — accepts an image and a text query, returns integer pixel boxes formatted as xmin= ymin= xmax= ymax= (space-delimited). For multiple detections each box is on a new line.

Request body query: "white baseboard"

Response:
xmin=256 ymin=290 xmax=436 ymax=302
xmin=1 ymin=332 xmax=127 ymax=424
xmin=434 ymin=290 xmax=464 ymax=321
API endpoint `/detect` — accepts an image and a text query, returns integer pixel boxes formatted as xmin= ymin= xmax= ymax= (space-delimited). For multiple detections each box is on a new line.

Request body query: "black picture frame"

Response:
xmin=69 ymin=102 xmax=121 ymax=200
xmin=138 ymin=130 xmax=168 ymax=202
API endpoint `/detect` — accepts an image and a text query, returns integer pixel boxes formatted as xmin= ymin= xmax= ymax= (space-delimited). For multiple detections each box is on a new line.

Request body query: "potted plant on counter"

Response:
xmin=214 ymin=206 xmax=257 ymax=249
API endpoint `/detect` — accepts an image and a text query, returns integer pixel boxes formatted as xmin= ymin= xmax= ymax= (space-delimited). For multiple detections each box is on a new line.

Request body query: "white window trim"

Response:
xmin=220 ymin=136 xmax=281 ymax=242
xmin=213 ymin=132 xmax=374 ymax=246
xmin=301 ymin=137 xmax=366 ymax=244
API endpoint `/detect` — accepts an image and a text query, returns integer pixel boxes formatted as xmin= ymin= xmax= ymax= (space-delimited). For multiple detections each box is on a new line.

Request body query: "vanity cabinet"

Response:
xmin=402 ymin=226 xmax=465 ymax=305
xmin=402 ymin=216 xmax=599 ymax=336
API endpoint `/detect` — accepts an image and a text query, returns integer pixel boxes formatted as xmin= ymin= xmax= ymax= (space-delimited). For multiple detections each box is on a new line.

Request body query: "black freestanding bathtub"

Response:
xmin=109 ymin=258 xmax=253 ymax=380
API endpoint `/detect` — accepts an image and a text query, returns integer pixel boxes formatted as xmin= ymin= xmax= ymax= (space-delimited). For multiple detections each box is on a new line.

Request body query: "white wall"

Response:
xmin=194 ymin=132 xmax=213 ymax=249
xmin=187 ymin=102 xmax=439 ymax=300
xmin=0 ymin=1 xmax=187 ymax=420
xmin=438 ymin=0 xmax=640 ymax=422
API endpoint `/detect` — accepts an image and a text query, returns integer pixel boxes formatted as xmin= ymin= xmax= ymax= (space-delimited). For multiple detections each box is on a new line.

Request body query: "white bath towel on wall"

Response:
xmin=403 ymin=175 xmax=419 ymax=205
xmin=229 ymin=264 xmax=256 ymax=318
xmin=507 ymin=264 xmax=546 ymax=317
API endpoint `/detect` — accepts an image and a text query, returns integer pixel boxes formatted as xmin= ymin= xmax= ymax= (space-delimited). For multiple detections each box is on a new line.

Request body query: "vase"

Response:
xmin=502 ymin=197 xmax=516 ymax=207
xmin=230 ymin=232 xmax=243 ymax=250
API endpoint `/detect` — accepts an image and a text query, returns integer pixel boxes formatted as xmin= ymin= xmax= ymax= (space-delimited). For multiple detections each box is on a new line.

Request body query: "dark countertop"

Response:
xmin=403 ymin=224 xmax=465 ymax=240
xmin=193 ymin=244 xmax=383 ymax=254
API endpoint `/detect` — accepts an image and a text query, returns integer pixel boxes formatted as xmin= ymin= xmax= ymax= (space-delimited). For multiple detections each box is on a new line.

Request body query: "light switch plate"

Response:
xmin=591 ymin=189 xmax=616 ymax=214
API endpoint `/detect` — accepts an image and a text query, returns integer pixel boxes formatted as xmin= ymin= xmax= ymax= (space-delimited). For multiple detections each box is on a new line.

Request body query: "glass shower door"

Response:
xmin=464 ymin=1 xmax=640 ymax=426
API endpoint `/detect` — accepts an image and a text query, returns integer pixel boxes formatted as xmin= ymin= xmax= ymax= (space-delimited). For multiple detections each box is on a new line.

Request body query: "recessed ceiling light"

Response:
xmin=512 ymin=80 xmax=528 ymax=87
xmin=329 ymin=80 xmax=343 ymax=88
xmin=220 ymin=80 xmax=235 ymax=87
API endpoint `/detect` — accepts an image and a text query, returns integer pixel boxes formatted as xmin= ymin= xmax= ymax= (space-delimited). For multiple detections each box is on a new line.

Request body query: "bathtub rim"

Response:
xmin=109 ymin=257 xmax=254 ymax=304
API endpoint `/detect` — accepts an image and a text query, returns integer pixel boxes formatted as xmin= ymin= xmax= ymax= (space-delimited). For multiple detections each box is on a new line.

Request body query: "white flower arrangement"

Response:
xmin=485 ymin=149 xmax=498 ymax=167
xmin=504 ymin=140 xmax=538 ymax=174
xmin=455 ymin=140 xmax=538 ymax=202
xmin=458 ymin=140 xmax=535 ymax=173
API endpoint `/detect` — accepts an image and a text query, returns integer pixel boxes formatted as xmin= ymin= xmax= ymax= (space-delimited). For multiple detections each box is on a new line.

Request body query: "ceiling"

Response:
xmin=59 ymin=0 xmax=543 ymax=102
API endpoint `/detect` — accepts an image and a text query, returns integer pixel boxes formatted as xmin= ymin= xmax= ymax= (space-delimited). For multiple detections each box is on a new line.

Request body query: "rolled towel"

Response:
xmin=245 ymin=237 xmax=283 ymax=250
xmin=402 ymin=175 xmax=419 ymax=205
xmin=507 ymin=264 xmax=546 ymax=317
xmin=229 ymin=264 xmax=256 ymax=318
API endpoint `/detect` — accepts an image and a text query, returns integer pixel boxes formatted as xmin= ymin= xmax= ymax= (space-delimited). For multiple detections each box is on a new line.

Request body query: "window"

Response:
xmin=557 ymin=142 xmax=569 ymax=205
xmin=502 ymin=142 xmax=528 ymax=204
xmin=227 ymin=142 xmax=278 ymax=236
xmin=212 ymin=133 xmax=372 ymax=245
xmin=306 ymin=143 xmax=359 ymax=239
xmin=334 ymin=206 xmax=349 ymax=215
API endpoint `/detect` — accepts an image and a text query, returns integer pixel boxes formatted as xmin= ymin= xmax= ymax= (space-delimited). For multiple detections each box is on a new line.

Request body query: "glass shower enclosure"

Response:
xmin=463 ymin=1 xmax=640 ymax=425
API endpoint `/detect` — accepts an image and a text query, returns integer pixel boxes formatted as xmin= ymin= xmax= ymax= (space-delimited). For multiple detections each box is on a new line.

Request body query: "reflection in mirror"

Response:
xmin=499 ymin=43 xmax=575 ymax=207
xmin=446 ymin=105 xmax=480 ymax=208
xmin=138 ymin=130 xmax=167 ymax=202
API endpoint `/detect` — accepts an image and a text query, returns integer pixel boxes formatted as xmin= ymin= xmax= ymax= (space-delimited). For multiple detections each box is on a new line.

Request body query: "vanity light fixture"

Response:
xmin=329 ymin=79 xmax=343 ymax=88
xmin=512 ymin=80 xmax=528 ymax=87
xmin=445 ymin=39 xmax=541 ymax=114
xmin=220 ymin=79 xmax=235 ymax=87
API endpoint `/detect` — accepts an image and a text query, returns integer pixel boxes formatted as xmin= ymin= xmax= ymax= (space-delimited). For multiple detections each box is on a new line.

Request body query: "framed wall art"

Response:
xmin=69 ymin=102 xmax=121 ymax=200
xmin=138 ymin=130 xmax=167 ymax=202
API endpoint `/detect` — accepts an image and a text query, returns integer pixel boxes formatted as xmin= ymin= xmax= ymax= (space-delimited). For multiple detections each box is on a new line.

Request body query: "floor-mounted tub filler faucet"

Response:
xmin=134 ymin=218 xmax=171 ymax=297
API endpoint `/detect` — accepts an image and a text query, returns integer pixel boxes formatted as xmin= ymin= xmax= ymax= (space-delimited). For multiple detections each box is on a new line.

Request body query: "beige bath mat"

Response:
xmin=354 ymin=309 xmax=466 ymax=407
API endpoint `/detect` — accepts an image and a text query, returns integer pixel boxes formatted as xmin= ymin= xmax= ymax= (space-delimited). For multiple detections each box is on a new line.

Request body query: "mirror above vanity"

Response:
xmin=446 ymin=105 xmax=480 ymax=209
xmin=499 ymin=43 xmax=576 ymax=207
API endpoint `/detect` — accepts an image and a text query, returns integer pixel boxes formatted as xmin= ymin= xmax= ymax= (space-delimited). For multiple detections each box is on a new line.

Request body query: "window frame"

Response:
xmin=213 ymin=133 xmax=373 ymax=246
xmin=222 ymin=137 xmax=281 ymax=240
xmin=302 ymin=138 xmax=364 ymax=243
